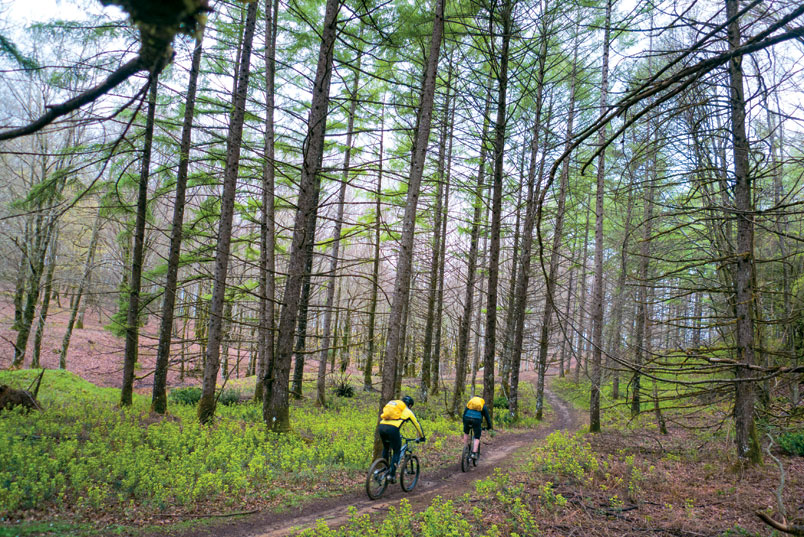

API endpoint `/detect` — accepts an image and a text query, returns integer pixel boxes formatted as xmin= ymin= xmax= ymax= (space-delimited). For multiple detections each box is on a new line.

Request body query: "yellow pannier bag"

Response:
xmin=381 ymin=400 xmax=406 ymax=420
xmin=467 ymin=396 xmax=485 ymax=411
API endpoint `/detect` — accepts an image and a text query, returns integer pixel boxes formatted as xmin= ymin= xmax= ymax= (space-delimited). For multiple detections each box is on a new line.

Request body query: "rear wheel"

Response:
xmin=400 ymin=454 xmax=420 ymax=492
xmin=366 ymin=458 xmax=389 ymax=500
xmin=461 ymin=444 xmax=471 ymax=472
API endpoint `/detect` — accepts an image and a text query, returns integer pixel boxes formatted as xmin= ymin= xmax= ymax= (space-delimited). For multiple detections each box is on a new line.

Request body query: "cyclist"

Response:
xmin=377 ymin=395 xmax=425 ymax=483
xmin=463 ymin=395 xmax=492 ymax=459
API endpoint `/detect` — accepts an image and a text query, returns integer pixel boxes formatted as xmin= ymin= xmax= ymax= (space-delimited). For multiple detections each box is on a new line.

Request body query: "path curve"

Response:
xmin=162 ymin=376 xmax=580 ymax=537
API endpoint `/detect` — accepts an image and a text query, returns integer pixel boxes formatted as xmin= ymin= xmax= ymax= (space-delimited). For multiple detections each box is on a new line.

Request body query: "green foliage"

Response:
xmin=218 ymin=388 xmax=241 ymax=406
xmin=168 ymin=386 xmax=202 ymax=405
xmin=777 ymin=432 xmax=804 ymax=456
xmin=532 ymin=431 xmax=601 ymax=484
xmin=493 ymin=396 xmax=509 ymax=409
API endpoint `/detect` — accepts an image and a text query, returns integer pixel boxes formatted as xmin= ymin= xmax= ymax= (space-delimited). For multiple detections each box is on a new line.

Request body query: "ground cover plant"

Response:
xmin=0 ymin=368 xmax=541 ymax=534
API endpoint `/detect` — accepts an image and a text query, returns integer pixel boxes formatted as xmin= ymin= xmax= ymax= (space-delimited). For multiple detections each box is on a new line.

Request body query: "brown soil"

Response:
xmin=144 ymin=376 xmax=581 ymax=537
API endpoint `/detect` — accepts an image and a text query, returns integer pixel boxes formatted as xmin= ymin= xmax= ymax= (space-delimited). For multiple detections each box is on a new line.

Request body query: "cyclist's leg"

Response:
xmin=471 ymin=419 xmax=482 ymax=455
xmin=462 ymin=418 xmax=472 ymax=447
xmin=378 ymin=423 xmax=402 ymax=479
xmin=387 ymin=427 xmax=402 ymax=478
xmin=378 ymin=425 xmax=392 ymax=462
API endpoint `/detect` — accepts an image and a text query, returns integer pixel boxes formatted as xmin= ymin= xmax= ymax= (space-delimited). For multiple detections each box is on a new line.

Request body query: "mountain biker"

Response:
xmin=463 ymin=396 xmax=492 ymax=459
xmin=377 ymin=395 xmax=425 ymax=483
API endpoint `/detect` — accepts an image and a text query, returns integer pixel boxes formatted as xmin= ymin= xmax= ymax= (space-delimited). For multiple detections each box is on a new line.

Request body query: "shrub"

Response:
xmin=218 ymin=388 xmax=241 ymax=406
xmin=333 ymin=374 xmax=354 ymax=398
xmin=493 ymin=396 xmax=509 ymax=409
xmin=778 ymin=432 xmax=804 ymax=456
xmin=168 ymin=386 xmax=202 ymax=405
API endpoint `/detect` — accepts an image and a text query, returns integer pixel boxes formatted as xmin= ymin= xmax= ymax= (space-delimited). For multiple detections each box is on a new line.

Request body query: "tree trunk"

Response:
xmin=452 ymin=88 xmax=491 ymax=414
xmin=197 ymin=1 xmax=258 ymax=423
xmin=32 ymin=228 xmax=58 ymax=369
xmin=266 ymin=0 xmax=342 ymax=431
xmin=536 ymin=12 xmax=577 ymax=406
xmin=291 ymin=194 xmax=320 ymax=399
xmin=589 ymin=0 xmax=612 ymax=433
xmin=376 ymin=0 xmax=444 ymax=455
xmin=484 ymin=0 xmax=513 ymax=424
xmin=317 ymin=50 xmax=362 ymax=406
xmin=605 ymin=184 xmax=634 ymax=402
xmin=432 ymin=85 xmax=455 ymax=396
xmin=121 ymin=74 xmax=158 ymax=407
xmin=152 ymin=36 xmax=203 ymax=414
xmin=364 ymin=100 xmax=384 ymax=392
xmin=60 ymin=209 xmax=101 ymax=368
xmin=500 ymin=160 xmax=523 ymax=400
xmin=726 ymin=0 xmax=760 ymax=463
xmin=511 ymin=8 xmax=552 ymax=421
xmin=575 ymin=190 xmax=592 ymax=384
xmin=257 ymin=0 xmax=279 ymax=408
xmin=12 ymin=212 xmax=54 ymax=367
xmin=420 ymin=62 xmax=452 ymax=400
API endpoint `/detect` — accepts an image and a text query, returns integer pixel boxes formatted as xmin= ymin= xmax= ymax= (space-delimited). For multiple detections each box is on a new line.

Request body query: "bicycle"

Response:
xmin=365 ymin=437 xmax=423 ymax=500
xmin=460 ymin=426 xmax=487 ymax=473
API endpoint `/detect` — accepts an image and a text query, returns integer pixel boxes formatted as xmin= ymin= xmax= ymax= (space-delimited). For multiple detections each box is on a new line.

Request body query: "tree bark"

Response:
xmin=32 ymin=228 xmax=58 ymax=369
xmin=257 ymin=0 xmax=279 ymax=408
xmin=590 ymin=0 xmax=612 ymax=433
xmin=197 ymin=1 xmax=258 ymax=423
xmin=484 ymin=0 xmax=513 ymax=424
xmin=266 ymin=0 xmax=342 ymax=432
xmin=152 ymin=36 xmax=203 ymax=414
xmin=121 ymin=74 xmax=158 ymax=407
xmin=726 ymin=0 xmax=760 ymax=463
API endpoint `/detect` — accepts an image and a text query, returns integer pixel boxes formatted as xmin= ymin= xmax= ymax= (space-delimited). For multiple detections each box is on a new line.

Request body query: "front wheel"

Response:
xmin=461 ymin=444 xmax=471 ymax=472
xmin=400 ymin=454 xmax=420 ymax=492
xmin=366 ymin=458 xmax=389 ymax=500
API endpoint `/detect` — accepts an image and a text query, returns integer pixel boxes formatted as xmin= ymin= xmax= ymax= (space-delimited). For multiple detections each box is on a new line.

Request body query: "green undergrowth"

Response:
xmin=0 ymin=368 xmax=541 ymax=530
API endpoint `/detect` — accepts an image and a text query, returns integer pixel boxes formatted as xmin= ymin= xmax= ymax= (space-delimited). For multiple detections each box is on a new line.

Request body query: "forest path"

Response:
xmin=169 ymin=374 xmax=581 ymax=537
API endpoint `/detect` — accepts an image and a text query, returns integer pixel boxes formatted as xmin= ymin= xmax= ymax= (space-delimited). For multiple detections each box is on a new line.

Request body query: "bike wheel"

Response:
xmin=366 ymin=458 xmax=389 ymax=500
xmin=400 ymin=455 xmax=420 ymax=492
xmin=461 ymin=444 xmax=471 ymax=472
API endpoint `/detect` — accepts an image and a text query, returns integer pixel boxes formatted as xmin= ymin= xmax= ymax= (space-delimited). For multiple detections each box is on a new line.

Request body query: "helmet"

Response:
xmin=401 ymin=395 xmax=414 ymax=408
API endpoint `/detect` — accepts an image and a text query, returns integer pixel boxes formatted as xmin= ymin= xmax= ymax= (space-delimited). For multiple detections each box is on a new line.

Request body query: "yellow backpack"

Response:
xmin=381 ymin=400 xmax=406 ymax=420
xmin=467 ymin=396 xmax=485 ymax=411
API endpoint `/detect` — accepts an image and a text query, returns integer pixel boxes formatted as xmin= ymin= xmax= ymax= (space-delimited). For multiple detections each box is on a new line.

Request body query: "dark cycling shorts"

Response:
xmin=463 ymin=417 xmax=482 ymax=439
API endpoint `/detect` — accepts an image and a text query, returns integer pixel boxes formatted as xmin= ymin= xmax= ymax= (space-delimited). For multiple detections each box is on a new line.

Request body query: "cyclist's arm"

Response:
xmin=482 ymin=406 xmax=493 ymax=430
xmin=402 ymin=408 xmax=425 ymax=438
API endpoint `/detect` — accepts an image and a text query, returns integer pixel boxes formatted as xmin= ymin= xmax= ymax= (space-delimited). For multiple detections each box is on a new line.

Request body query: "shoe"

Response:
xmin=471 ymin=452 xmax=478 ymax=460
xmin=387 ymin=474 xmax=396 ymax=484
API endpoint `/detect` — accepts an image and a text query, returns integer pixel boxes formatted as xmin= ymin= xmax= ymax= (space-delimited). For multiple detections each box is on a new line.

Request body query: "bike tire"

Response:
xmin=366 ymin=458 xmax=389 ymax=500
xmin=400 ymin=454 xmax=420 ymax=492
xmin=461 ymin=444 xmax=470 ymax=472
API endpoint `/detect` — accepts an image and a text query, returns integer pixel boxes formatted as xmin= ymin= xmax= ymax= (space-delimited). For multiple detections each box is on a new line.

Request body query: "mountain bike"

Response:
xmin=461 ymin=426 xmax=487 ymax=472
xmin=365 ymin=437 xmax=423 ymax=500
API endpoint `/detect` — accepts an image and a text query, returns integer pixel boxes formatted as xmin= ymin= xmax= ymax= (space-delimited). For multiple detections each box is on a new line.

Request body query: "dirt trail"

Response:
xmin=163 ymin=377 xmax=580 ymax=537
